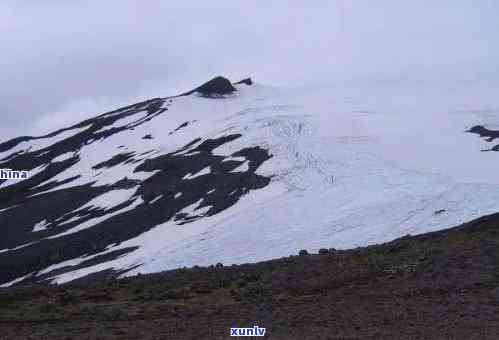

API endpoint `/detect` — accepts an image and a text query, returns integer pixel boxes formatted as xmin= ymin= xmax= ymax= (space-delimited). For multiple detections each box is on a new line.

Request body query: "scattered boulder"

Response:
xmin=298 ymin=249 xmax=309 ymax=256
xmin=142 ymin=134 xmax=153 ymax=140
xmin=318 ymin=248 xmax=329 ymax=255
xmin=468 ymin=125 xmax=499 ymax=141
xmin=234 ymin=78 xmax=253 ymax=86
xmin=492 ymin=287 xmax=499 ymax=302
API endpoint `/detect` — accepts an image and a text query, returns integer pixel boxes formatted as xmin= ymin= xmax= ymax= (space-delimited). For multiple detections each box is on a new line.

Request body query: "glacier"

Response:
xmin=1 ymin=76 xmax=499 ymax=286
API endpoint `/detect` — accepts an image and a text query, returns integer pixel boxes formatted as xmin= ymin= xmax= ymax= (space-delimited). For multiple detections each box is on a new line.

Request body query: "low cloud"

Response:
xmin=1 ymin=0 xmax=498 ymax=138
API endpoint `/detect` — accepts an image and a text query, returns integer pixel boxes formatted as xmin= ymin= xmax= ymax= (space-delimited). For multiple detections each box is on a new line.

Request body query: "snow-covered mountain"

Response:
xmin=1 ymin=76 xmax=499 ymax=286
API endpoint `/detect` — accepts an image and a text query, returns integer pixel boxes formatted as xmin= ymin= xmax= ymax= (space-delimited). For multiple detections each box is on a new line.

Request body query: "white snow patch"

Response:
xmin=0 ymin=125 xmax=90 ymax=161
xmin=32 ymin=219 xmax=50 ymax=232
xmin=59 ymin=213 xmax=92 ymax=226
xmin=175 ymin=198 xmax=211 ymax=220
xmin=79 ymin=187 xmax=138 ymax=211
xmin=51 ymin=152 xmax=77 ymax=163
xmin=0 ymin=273 xmax=34 ymax=288
xmin=183 ymin=166 xmax=211 ymax=180
xmin=149 ymin=195 xmax=163 ymax=204
xmin=49 ymin=195 xmax=143 ymax=239
xmin=231 ymin=160 xmax=250 ymax=173
xmin=0 ymin=241 xmax=36 ymax=254
xmin=0 ymin=204 xmax=19 ymax=213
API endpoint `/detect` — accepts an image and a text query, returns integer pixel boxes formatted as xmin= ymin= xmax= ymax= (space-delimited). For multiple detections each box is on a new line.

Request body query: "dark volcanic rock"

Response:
xmin=468 ymin=125 xmax=499 ymax=151
xmin=234 ymin=78 xmax=253 ymax=86
xmin=0 ymin=131 xmax=272 ymax=285
xmin=169 ymin=121 xmax=191 ymax=135
xmin=298 ymin=249 xmax=309 ymax=256
xmin=182 ymin=76 xmax=236 ymax=97
xmin=0 ymin=83 xmax=273 ymax=286
xmin=468 ymin=125 xmax=499 ymax=141
xmin=492 ymin=287 xmax=499 ymax=302
xmin=434 ymin=209 xmax=446 ymax=215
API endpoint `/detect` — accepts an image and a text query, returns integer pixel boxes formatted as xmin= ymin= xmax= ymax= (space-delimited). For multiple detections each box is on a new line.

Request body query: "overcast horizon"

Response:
xmin=2 ymin=1 xmax=499 ymax=139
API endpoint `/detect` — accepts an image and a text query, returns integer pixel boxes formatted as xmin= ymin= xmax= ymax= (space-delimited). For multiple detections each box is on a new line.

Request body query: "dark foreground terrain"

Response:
xmin=2 ymin=213 xmax=499 ymax=339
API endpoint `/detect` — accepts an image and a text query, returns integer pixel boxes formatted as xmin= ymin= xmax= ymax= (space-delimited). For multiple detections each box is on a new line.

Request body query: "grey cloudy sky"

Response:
xmin=1 ymin=1 xmax=498 ymax=138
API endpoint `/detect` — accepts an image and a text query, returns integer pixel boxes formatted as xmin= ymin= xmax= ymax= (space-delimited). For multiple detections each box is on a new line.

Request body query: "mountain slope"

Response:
xmin=2 ymin=212 xmax=499 ymax=339
xmin=1 ymin=76 xmax=499 ymax=286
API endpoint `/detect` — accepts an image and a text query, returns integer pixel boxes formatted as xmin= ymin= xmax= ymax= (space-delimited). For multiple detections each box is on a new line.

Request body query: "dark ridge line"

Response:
xmin=468 ymin=125 xmax=499 ymax=151
xmin=92 ymin=152 xmax=136 ymax=170
xmin=0 ymin=75 xmax=252 ymax=153
xmin=468 ymin=125 xmax=499 ymax=141
xmin=169 ymin=121 xmax=191 ymax=135
xmin=233 ymin=77 xmax=253 ymax=86
xmin=0 ymin=98 xmax=168 ymax=156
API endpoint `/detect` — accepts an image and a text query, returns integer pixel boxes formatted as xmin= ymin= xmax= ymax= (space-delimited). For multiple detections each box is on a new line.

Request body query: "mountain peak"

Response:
xmin=183 ymin=76 xmax=236 ymax=97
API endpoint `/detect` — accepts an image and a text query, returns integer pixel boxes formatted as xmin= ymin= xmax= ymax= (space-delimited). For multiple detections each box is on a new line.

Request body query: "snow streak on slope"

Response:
xmin=1 ymin=76 xmax=499 ymax=285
